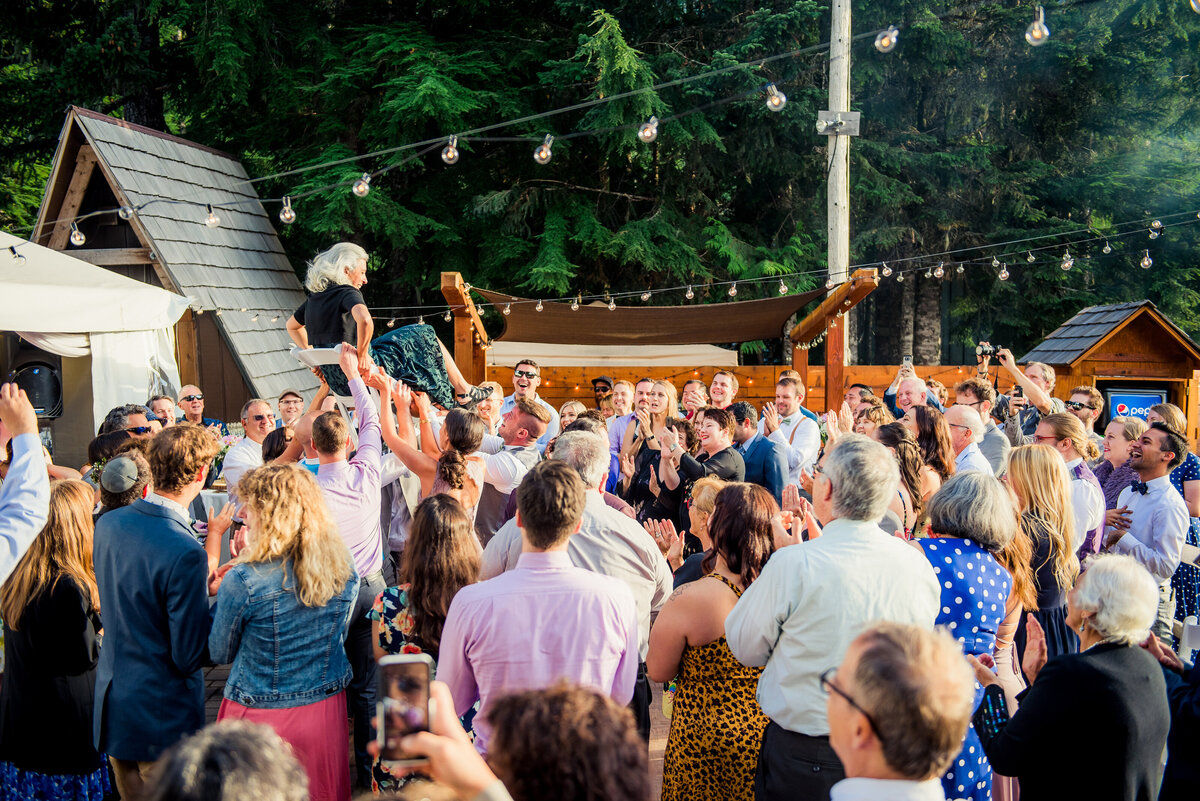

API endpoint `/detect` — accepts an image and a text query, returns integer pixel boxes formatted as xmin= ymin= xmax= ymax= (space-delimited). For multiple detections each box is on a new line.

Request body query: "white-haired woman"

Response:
xmin=968 ymin=554 xmax=1170 ymax=800
xmin=285 ymin=242 xmax=490 ymax=409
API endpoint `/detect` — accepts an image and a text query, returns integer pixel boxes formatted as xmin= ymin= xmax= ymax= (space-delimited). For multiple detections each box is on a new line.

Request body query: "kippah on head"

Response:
xmin=101 ymin=455 xmax=141 ymax=493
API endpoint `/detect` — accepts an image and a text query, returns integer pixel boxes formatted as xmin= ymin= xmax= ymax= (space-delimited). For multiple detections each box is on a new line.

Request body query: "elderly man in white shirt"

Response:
xmin=945 ymin=405 xmax=992 ymax=475
xmin=219 ymin=398 xmax=276 ymax=507
xmin=760 ymin=376 xmax=821 ymax=482
xmin=726 ymin=434 xmax=941 ymax=801
xmin=1105 ymin=421 xmax=1190 ymax=639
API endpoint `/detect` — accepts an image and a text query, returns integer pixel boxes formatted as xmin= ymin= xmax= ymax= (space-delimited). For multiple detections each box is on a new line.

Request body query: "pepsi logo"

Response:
xmin=1116 ymin=403 xmax=1130 ymax=415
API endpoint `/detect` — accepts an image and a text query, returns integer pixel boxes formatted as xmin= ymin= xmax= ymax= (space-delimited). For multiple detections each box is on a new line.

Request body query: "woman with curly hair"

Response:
xmin=0 ymin=480 xmax=109 ymax=800
xmin=1005 ymin=444 xmax=1081 ymax=664
xmin=209 ymin=465 xmax=359 ymax=801
xmin=872 ymin=423 xmax=925 ymax=537
xmin=649 ymin=483 xmax=776 ymax=801
xmin=902 ymin=404 xmax=956 ymax=502
xmin=369 ymin=493 xmax=481 ymax=793
xmin=852 ymin=396 xmax=891 ymax=438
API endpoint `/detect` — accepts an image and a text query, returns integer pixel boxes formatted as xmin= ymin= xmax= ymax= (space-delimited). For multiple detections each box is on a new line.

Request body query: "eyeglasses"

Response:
xmin=948 ymin=423 xmax=974 ymax=432
xmin=250 ymin=414 xmax=276 ymax=422
xmin=126 ymin=426 xmax=153 ymax=435
xmin=514 ymin=369 xmax=539 ymax=379
xmin=955 ymin=400 xmax=984 ymax=408
xmin=820 ymin=668 xmax=881 ymax=738
xmin=1064 ymin=401 xmax=1095 ymax=411
xmin=181 ymin=394 xmax=203 ymax=402
xmin=1033 ymin=434 xmax=1060 ymax=443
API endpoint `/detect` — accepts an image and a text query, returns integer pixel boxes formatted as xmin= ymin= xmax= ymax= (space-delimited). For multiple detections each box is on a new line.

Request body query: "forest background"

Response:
xmin=2 ymin=0 xmax=1199 ymax=365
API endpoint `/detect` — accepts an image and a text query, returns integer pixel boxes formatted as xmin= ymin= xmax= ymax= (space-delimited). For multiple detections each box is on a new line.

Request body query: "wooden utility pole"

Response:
xmin=823 ymin=0 xmax=855 ymax=411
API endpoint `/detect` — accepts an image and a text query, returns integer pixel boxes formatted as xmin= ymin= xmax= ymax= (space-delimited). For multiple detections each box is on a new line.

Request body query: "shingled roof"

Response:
xmin=40 ymin=106 xmax=317 ymax=401
xmin=1021 ymin=300 xmax=1200 ymax=366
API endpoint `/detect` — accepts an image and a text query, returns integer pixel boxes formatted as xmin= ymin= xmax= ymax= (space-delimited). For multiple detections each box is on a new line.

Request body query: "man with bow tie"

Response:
xmin=1105 ymin=421 xmax=1190 ymax=639
xmin=760 ymin=376 xmax=821 ymax=484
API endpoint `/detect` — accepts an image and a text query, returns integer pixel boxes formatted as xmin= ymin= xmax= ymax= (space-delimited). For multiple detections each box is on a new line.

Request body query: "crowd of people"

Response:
xmin=0 ymin=251 xmax=1198 ymax=801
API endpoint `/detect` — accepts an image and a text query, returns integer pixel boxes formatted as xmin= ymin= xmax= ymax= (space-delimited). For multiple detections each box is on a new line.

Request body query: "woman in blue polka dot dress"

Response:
xmin=916 ymin=473 xmax=1016 ymax=801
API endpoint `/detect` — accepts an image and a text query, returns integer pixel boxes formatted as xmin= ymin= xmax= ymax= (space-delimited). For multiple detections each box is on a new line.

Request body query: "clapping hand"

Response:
xmin=645 ymin=519 xmax=683 ymax=569
xmin=762 ymin=403 xmax=780 ymax=435
xmin=798 ymin=467 xmax=814 ymax=496
xmin=965 ymin=653 xmax=1000 ymax=688
xmin=1021 ymin=613 xmax=1048 ymax=684
xmin=636 ymin=409 xmax=653 ymax=438
xmin=619 ymin=450 xmax=635 ymax=482
xmin=838 ymin=401 xmax=854 ymax=433
xmin=823 ymin=413 xmax=840 ymax=445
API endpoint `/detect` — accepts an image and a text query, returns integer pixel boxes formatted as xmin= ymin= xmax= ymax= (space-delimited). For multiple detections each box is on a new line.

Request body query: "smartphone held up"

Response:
xmin=376 ymin=653 xmax=435 ymax=766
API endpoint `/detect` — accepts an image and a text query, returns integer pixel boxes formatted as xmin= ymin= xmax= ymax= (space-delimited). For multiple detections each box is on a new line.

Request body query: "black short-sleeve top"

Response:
xmin=294 ymin=285 xmax=366 ymax=347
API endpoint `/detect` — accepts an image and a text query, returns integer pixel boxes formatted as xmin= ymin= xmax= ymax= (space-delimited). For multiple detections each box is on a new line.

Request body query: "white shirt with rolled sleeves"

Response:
xmin=1110 ymin=475 xmax=1188 ymax=584
xmin=0 ymin=432 xmax=50 ymax=584
xmin=759 ymin=414 xmax=821 ymax=484
xmin=1064 ymin=457 xmax=1105 ymax=554
xmin=724 ymin=517 xmax=940 ymax=736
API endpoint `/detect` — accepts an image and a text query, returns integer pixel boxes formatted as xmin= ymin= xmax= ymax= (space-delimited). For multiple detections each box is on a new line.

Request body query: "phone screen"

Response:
xmin=377 ymin=656 xmax=432 ymax=763
xmin=902 ymin=355 xmax=913 ymax=367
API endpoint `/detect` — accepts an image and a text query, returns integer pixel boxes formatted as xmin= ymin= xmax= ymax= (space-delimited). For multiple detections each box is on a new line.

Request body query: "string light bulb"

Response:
xmin=118 ymin=205 xmax=134 ymax=221
xmin=1026 ymin=251 xmax=1036 ymax=263
xmin=956 ymin=263 xmax=965 ymax=274
xmin=239 ymin=307 xmax=248 ymax=312
xmin=1025 ymin=6 xmax=1050 ymax=46
xmin=685 ymin=285 xmax=695 ymax=300
xmin=503 ymin=303 xmax=512 ymax=316
xmin=896 ymin=273 xmax=905 ymax=283
xmin=352 ymin=173 xmax=371 ymax=197
xmin=417 ymin=316 xmax=424 ymax=325
xmin=765 ymin=84 xmax=787 ymax=112
xmin=825 ymin=276 xmax=835 ymax=289
xmin=607 ymin=298 xmax=616 ymax=311
xmin=571 ymin=295 xmax=580 ymax=311
xmin=881 ymin=263 xmax=892 ymax=277
xmin=444 ymin=309 xmax=453 ymax=322
xmin=534 ymin=135 xmax=554 ymax=165
xmin=1102 ymin=240 xmax=1112 ymax=254
xmin=251 ymin=313 xmax=259 ymax=322
xmin=637 ymin=117 xmax=658 ymax=144
xmin=991 ymin=256 xmax=1000 ymax=268
xmin=874 ymin=26 xmax=899 ymax=53
xmin=640 ymin=290 xmax=652 ymax=301
xmin=442 ymin=135 xmax=460 ymax=165
xmin=924 ymin=266 xmax=933 ymax=278
xmin=387 ymin=317 xmax=396 ymax=328
xmin=9 ymin=245 xmax=26 ymax=264
xmin=1151 ymin=219 xmax=1163 ymax=230
xmin=213 ymin=309 xmax=220 ymax=316
xmin=999 ymin=263 xmax=1010 ymax=281
xmin=728 ymin=283 xmax=738 ymax=297
xmin=279 ymin=196 xmax=296 ymax=225
xmin=1193 ymin=0 xmax=1200 ymax=14
xmin=1148 ymin=228 xmax=1159 ymax=240
xmin=778 ymin=279 xmax=788 ymax=295
xmin=535 ymin=300 xmax=544 ymax=312
xmin=1141 ymin=250 xmax=1153 ymax=269
xmin=69 ymin=222 xmax=85 ymax=246
xmin=204 ymin=205 xmax=220 ymax=228
xmin=270 ymin=315 xmax=280 ymax=323
xmin=1060 ymin=250 xmax=1074 ymax=271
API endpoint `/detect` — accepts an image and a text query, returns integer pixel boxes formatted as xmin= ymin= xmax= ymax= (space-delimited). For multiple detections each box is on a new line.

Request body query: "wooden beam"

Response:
xmin=176 ymin=309 xmax=199 ymax=388
xmin=792 ymin=343 xmax=810 ymax=393
xmin=825 ymin=316 xmax=846 ymax=412
xmin=68 ymin=247 xmax=153 ymax=266
xmin=47 ymin=145 xmax=97 ymax=250
xmin=441 ymin=272 xmax=488 ymax=385
xmin=789 ymin=267 xmax=879 ymax=344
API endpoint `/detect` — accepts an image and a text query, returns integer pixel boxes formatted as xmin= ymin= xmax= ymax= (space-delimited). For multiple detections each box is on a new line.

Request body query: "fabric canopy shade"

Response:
xmin=475 ymin=287 xmax=826 ymax=346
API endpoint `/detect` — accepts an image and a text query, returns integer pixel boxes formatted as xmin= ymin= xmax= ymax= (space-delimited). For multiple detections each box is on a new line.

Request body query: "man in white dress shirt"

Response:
xmin=826 ymin=623 xmax=975 ymax=801
xmin=945 ymin=405 xmax=992 ymax=475
xmin=219 ymin=398 xmax=275 ymax=506
xmin=760 ymin=377 xmax=821 ymax=483
xmin=498 ymin=359 xmax=559 ymax=454
xmin=1105 ymin=421 xmax=1190 ymax=639
xmin=726 ymin=434 xmax=941 ymax=801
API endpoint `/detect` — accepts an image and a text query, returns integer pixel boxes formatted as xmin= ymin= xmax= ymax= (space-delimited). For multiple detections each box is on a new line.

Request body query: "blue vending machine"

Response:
xmin=1104 ymin=388 xmax=1168 ymax=421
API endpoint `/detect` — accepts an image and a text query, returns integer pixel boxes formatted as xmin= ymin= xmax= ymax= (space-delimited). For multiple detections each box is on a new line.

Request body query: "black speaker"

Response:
xmin=8 ymin=362 xmax=63 ymax=419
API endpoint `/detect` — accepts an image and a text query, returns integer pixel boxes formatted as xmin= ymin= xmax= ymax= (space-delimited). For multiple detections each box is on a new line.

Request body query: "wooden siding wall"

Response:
xmin=195 ymin=313 xmax=253 ymax=424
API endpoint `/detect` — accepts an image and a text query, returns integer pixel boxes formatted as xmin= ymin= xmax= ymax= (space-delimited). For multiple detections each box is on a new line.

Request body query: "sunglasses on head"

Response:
xmin=514 ymin=369 xmax=539 ymax=379
xmin=181 ymin=394 xmax=203 ymax=402
xmin=250 ymin=413 xmax=276 ymax=422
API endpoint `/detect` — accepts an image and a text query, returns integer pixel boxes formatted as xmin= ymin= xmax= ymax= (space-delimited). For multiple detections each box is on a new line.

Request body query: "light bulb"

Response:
xmin=991 ymin=256 xmax=1000 ymax=268
xmin=934 ymin=262 xmax=944 ymax=278
xmin=1102 ymin=240 xmax=1112 ymax=254
xmin=728 ymin=283 xmax=738 ymax=297
xmin=9 ymin=246 xmax=26 ymax=264
xmin=874 ymin=25 xmax=899 ymax=53
xmin=765 ymin=84 xmax=787 ymax=113
xmin=204 ymin=205 xmax=220 ymax=227
xmin=444 ymin=309 xmax=453 ymax=322
xmin=418 ymin=316 xmax=424 ymax=325
xmin=442 ymin=135 xmax=459 ymax=165
xmin=881 ymin=263 xmax=892 ymax=277
xmin=251 ymin=313 xmax=259 ymax=322
xmin=279 ymin=196 xmax=296 ymax=225
xmin=571 ymin=295 xmax=580 ymax=311
xmin=896 ymin=273 xmax=905 ymax=283
xmin=387 ymin=318 xmax=396 ymax=328
xmin=1026 ymin=6 xmax=1050 ymax=46
xmin=1193 ymin=0 xmax=1200 ymax=14
xmin=956 ymin=263 xmax=965 ymax=274
xmin=1026 ymin=251 xmax=1035 ymax=263
xmin=607 ymin=298 xmax=616 ymax=311
xmin=1060 ymin=250 xmax=1074 ymax=271
xmin=118 ymin=205 xmax=134 ymax=221
xmin=503 ymin=303 xmax=512 ymax=316
xmin=637 ymin=117 xmax=658 ymax=144
xmin=212 ymin=309 xmax=220 ymax=316
xmin=1148 ymin=229 xmax=1159 ymax=240
xmin=640 ymin=290 xmax=652 ymax=301
xmin=778 ymin=279 xmax=788 ymax=295
xmin=196 ymin=308 xmax=205 ymax=316
xmin=925 ymin=266 xmax=933 ymax=278
xmin=1151 ymin=219 xmax=1163 ymax=230
xmin=1141 ymin=250 xmax=1152 ymax=269
xmin=685 ymin=285 xmax=694 ymax=300
xmin=825 ymin=276 xmax=835 ymax=289
xmin=69 ymin=222 xmax=85 ymax=246
xmin=534 ymin=135 xmax=553 ymax=165
xmin=536 ymin=300 xmax=544 ymax=312
xmin=999 ymin=264 xmax=1010 ymax=281
xmin=271 ymin=315 xmax=279 ymax=323
xmin=352 ymin=173 xmax=371 ymax=197
xmin=240 ymin=307 xmax=248 ymax=312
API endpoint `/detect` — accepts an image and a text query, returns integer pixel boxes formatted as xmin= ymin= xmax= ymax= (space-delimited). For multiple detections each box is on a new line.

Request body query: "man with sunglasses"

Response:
xmin=98 ymin=404 xmax=156 ymax=440
xmin=823 ymin=623 xmax=975 ymax=801
xmin=1065 ymin=385 xmax=1105 ymax=453
xmin=220 ymin=399 xmax=275 ymax=506
xmin=499 ymin=360 xmax=560 ymax=454
xmin=176 ymin=385 xmax=228 ymax=436
xmin=726 ymin=435 xmax=940 ymax=801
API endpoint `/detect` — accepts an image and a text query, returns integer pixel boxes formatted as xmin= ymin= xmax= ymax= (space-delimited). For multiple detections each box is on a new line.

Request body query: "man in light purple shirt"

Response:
xmin=439 ymin=459 xmax=639 ymax=757
xmin=0 ymin=384 xmax=49 ymax=585
xmin=311 ymin=344 xmax=383 ymax=789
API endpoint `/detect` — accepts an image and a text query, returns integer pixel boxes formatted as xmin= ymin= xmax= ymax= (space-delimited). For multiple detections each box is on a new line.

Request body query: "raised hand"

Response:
xmin=965 ymin=654 xmax=1000 ymax=688
xmin=338 ymin=343 xmax=359 ymax=382
xmin=658 ymin=428 xmax=679 ymax=453
xmin=762 ymin=403 xmax=780 ymax=435
xmin=1022 ymin=612 xmax=1049 ymax=684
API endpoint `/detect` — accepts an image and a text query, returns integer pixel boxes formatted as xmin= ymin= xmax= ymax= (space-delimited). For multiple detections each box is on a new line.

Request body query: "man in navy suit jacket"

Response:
xmin=93 ymin=423 xmax=219 ymax=800
xmin=729 ymin=402 xmax=789 ymax=505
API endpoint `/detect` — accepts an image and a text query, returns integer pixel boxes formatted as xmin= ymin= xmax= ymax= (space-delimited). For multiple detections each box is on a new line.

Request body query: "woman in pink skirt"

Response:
xmin=209 ymin=465 xmax=359 ymax=801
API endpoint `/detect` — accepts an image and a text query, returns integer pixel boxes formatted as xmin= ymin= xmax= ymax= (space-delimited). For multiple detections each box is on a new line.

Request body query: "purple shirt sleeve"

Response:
xmin=437 ymin=593 xmax=480 ymax=717
xmin=349 ymin=376 xmax=381 ymax=472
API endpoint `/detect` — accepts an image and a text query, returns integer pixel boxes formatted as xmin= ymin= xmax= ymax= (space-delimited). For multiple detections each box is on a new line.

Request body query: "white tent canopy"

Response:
xmin=1 ymin=231 xmax=191 ymax=427
xmin=487 ymin=341 xmax=739 ymax=368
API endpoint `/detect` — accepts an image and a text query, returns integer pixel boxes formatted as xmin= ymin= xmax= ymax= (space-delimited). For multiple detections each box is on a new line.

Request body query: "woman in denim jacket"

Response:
xmin=210 ymin=465 xmax=358 ymax=801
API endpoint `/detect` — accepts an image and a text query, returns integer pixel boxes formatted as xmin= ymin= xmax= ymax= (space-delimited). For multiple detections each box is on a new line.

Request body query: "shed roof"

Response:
xmin=39 ymin=107 xmax=317 ymax=400
xmin=1021 ymin=300 xmax=1200 ymax=367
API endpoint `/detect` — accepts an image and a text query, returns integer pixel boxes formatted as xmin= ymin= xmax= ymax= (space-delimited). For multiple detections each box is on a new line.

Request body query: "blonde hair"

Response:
xmin=305 ymin=242 xmax=368 ymax=293
xmin=690 ymin=476 xmax=727 ymax=519
xmin=652 ymin=379 xmax=679 ymax=423
xmin=1111 ymin=415 xmax=1148 ymax=444
xmin=236 ymin=466 xmax=354 ymax=607
xmin=1040 ymin=412 xmax=1101 ymax=460
xmin=0 ymin=480 xmax=99 ymax=629
xmin=559 ymin=400 xmax=587 ymax=418
xmin=1150 ymin=403 xmax=1187 ymax=436
xmin=1006 ymin=445 xmax=1079 ymax=592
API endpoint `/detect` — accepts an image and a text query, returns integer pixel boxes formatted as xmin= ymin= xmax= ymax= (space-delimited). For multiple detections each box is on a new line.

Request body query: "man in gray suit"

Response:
xmin=953 ymin=377 xmax=1010 ymax=476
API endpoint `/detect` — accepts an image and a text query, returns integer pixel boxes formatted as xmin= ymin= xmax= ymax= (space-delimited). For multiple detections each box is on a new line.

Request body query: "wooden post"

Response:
xmin=176 ymin=309 xmax=199 ymax=388
xmin=47 ymin=145 xmax=97 ymax=250
xmin=792 ymin=343 xmax=810 ymax=392
xmin=825 ymin=316 xmax=845 ymax=412
xmin=440 ymin=272 xmax=488 ymax=385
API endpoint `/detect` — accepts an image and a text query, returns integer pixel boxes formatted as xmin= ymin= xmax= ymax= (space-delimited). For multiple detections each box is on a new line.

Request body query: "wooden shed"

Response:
xmin=1020 ymin=300 xmax=1200 ymax=442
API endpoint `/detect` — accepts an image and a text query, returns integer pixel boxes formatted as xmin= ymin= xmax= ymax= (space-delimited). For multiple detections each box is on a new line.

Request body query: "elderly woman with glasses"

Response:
xmin=967 ymin=554 xmax=1170 ymax=801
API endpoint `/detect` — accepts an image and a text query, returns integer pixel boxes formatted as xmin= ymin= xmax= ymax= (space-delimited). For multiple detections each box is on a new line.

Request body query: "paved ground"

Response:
xmin=204 ymin=665 xmax=672 ymax=799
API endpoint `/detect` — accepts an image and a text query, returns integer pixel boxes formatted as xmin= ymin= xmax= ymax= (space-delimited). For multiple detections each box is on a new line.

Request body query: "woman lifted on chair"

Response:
xmin=286 ymin=242 xmax=492 ymax=409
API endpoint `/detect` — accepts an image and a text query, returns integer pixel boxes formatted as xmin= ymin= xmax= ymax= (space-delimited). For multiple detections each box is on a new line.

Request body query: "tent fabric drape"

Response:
xmin=475 ymin=288 xmax=826 ymax=346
